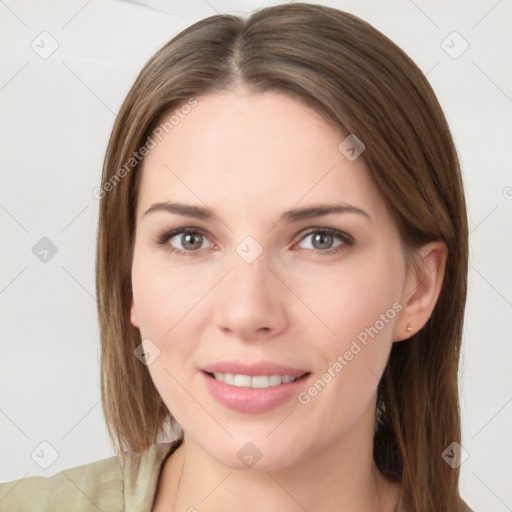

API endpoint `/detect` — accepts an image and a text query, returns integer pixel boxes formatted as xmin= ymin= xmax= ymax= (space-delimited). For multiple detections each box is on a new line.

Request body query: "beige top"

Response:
xmin=0 ymin=439 xmax=182 ymax=512
xmin=0 ymin=438 xmax=473 ymax=511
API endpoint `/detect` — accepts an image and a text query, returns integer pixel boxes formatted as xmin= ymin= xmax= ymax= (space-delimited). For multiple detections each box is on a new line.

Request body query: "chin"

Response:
xmin=200 ymin=436 xmax=309 ymax=473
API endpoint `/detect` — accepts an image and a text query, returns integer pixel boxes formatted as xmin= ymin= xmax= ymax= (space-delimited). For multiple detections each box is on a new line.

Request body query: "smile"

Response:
xmin=202 ymin=370 xmax=311 ymax=413
xmin=210 ymin=372 xmax=302 ymax=388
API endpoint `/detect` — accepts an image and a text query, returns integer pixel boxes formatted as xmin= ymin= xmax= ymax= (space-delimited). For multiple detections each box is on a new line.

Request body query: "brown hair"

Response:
xmin=95 ymin=3 xmax=468 ymax=510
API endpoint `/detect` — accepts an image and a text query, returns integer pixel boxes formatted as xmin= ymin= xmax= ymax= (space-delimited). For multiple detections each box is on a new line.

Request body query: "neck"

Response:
xmin=154 ymin=406 xmax=400 ymax=512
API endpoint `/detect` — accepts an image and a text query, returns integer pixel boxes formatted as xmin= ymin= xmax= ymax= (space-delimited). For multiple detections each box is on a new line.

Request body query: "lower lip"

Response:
xmin=201 ymin=371 xmax=311 ymax=414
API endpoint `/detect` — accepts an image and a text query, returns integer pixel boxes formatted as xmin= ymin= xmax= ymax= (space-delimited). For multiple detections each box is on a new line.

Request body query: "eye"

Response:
xmin=155 ymin=227 xmax=213 ymax=255
xmin=296 ymin=228 xmax=353 ymax=255
xmin=155 ymin=227 xmax=354 ymax=257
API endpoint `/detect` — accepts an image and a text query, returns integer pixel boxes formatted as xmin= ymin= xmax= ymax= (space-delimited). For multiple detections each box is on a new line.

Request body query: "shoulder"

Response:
xmin=0 ymin=453 xmax=122 ymax=512
xmin=0 ymin=441 xmax=179 ymax=512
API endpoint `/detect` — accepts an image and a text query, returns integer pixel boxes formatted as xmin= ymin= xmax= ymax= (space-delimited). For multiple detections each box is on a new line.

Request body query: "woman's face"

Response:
xmin=130 ymin=90 xmax=409 ymax=470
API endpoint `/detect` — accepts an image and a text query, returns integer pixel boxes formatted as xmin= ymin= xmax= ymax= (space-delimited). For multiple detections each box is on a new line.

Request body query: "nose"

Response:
xmin=213 ymin=251 xmax=288 ymax=342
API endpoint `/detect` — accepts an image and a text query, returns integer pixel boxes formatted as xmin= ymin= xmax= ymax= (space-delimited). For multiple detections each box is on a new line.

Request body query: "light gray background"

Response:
xmin=1 ymin=1 xmax=511 ymax=510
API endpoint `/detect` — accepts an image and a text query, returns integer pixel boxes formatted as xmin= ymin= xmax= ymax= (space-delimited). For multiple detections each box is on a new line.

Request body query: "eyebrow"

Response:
xmin=143 ymin=201 xmax=372 ymax=224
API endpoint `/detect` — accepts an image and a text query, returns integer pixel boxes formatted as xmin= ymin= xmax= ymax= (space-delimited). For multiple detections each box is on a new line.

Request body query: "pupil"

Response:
xmin=314 ymin=233 xmax=332 ymax=249
xmin=183 ymin=233 xmax=201 ymax=249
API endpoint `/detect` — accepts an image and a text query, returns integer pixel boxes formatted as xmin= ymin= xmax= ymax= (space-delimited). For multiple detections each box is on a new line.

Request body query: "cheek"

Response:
xmin=130 ymin=254 xmax=224 ymax=415
xmin=293 ymin=252 xmax=403 ymax=405
xmin=298 ymin=251 xmax=402 ymax=346
xmin=131 ymin=250 xmax=217 ymax=341
xmin=131 ymin=256 xmax=209 ymax=419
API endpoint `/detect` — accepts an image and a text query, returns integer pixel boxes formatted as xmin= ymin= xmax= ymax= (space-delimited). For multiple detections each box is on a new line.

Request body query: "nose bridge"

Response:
xmin=227 ymin=242 xmax=275 ymax=305
xmin=213 ymin=240 xmax=287 ymax=338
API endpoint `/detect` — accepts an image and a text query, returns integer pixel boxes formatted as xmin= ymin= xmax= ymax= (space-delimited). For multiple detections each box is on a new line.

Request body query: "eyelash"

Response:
xmin=154 ymin=226 xmax=354 ymax=257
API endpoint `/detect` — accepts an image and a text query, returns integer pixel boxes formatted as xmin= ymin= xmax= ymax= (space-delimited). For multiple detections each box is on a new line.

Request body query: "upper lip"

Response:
xmin=201 ymin=361 xmax=309 ymax=377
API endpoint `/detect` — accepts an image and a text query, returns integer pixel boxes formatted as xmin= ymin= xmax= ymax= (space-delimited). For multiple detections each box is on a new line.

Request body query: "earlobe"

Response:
xmin=394 ymin=241 xmax=448 ymax=342
xmin=130 ymin=297 xmax=140 ymax=328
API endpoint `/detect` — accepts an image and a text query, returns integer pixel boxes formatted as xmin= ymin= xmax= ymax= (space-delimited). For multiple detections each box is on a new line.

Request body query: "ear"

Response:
xmin=393 ymin=241 xmax=448 ymax=342
xmin=130 ymin=296 xmax=140 ymax=328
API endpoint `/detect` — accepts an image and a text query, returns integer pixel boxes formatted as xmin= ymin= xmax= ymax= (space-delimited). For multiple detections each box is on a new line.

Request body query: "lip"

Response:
xmin=200 ymin=361 xmax=311 ymax=414
xmin=201 ymin=361 xmax=308 ymax=377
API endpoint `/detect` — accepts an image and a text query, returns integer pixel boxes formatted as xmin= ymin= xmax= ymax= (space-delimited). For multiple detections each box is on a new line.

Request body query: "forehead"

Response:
xmin=136 ymin=90 xmax=383 ymax=222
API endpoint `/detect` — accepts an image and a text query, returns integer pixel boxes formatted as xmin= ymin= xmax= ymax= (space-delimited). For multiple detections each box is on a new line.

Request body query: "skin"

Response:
xmin=129 ymin=89 xmax=447 ymax=511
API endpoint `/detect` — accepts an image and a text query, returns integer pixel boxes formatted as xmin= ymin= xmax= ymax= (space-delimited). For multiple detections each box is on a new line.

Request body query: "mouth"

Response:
xmin=201 ymin=369 xmax=312 ymax=413
xmin=203 ymin=371 xmax=310 ymax=389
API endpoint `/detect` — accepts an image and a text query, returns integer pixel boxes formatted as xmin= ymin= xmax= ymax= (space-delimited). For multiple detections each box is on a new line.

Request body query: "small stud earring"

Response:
xmin=406 ymin=324 xmax=413 ymax=333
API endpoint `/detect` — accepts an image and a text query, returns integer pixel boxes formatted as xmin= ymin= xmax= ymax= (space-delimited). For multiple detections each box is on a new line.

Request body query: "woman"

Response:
xmin=0 ymin=3 xmax=473 ymax=511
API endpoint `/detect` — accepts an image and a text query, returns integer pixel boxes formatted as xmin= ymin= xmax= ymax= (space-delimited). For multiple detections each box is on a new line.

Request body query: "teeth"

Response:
xmin=212 ymin=373 xmax=299 ymax=388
